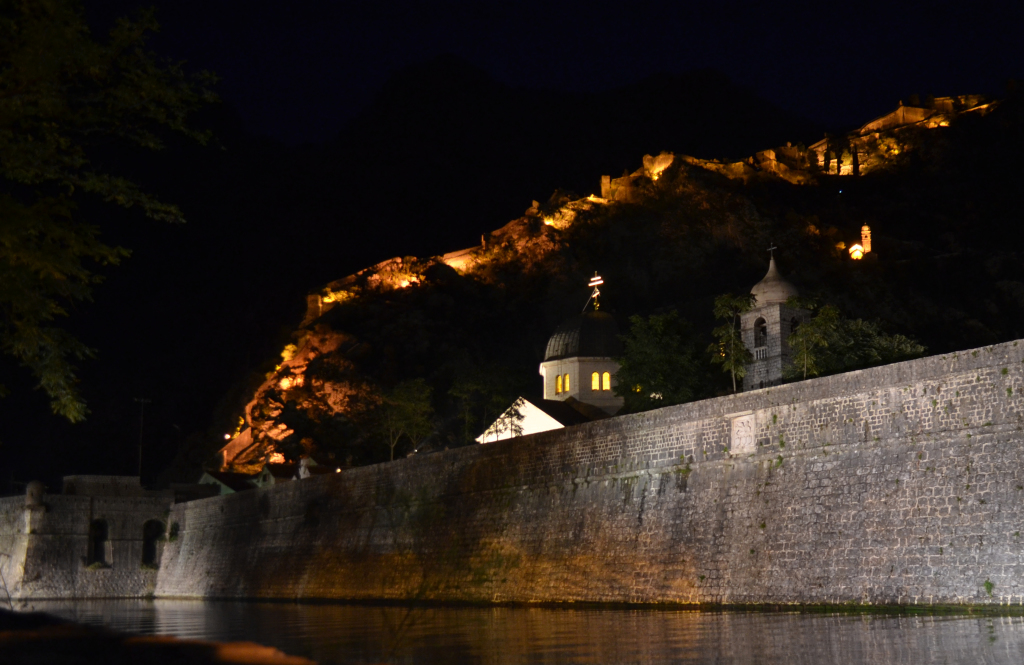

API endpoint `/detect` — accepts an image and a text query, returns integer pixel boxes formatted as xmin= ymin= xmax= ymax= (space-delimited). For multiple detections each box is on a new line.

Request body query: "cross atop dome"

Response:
xmin=584 ymin=272 xmax=604 ymax=312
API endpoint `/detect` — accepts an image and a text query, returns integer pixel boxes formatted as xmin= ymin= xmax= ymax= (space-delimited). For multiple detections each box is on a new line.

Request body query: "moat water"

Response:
xmin=18 ymin=599 xmax=1024 ymax=664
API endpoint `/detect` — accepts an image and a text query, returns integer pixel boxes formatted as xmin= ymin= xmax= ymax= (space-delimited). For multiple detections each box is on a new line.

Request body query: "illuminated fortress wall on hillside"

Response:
xmin=156 ymin=338 xmax=1024 ymax=606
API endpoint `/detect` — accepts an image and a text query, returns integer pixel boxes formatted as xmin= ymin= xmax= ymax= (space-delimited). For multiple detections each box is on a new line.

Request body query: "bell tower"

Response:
xmin=740 ymin=251 xmax=809 ymax=390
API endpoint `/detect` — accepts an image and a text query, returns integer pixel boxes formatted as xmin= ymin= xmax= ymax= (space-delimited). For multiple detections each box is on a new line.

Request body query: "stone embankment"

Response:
xmin=155 ymin=339 xmax=1024 ymax=606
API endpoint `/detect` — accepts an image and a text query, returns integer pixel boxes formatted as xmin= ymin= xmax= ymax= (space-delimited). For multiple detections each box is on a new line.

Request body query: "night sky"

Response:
xmin=2 ymin=0 xmax=1022 ymax=490
xmin=87 ymin=0 xmax=1024 ymax=145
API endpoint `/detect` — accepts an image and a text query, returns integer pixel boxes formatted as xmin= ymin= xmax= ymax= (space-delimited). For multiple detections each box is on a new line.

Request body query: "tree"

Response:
xmin=708 ymin=294 xmax=754 ymax=393
xmin=475 ymin=396 xmax=525 ymax=443
xmin=786 ymin=304 xmax=839 ymax=379
xmin=374 ymin=379 xmax=434 ymax=461
xmin=447 ymin=362 xmax=524 ymax=446
xmin=819 ymin=318 xmax=925 ymax=373
xmin=615 ymin=311 xmax=703 ymax=413
xmin=0 ymin=1 xmax=216 ymax=421
xmin=784 ymin=303 xmax=925 ymax=380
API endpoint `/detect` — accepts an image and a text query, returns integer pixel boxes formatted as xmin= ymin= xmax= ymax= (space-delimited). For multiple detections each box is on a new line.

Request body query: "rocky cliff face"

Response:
xmin=221 ymin=206 xmax=579 ymax=471
xmin=217 ymin=92 xmax=1021 ymax=474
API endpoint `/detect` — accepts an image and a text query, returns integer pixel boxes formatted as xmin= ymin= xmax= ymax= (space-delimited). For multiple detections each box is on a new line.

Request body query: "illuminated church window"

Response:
xmin=563 ymin=374 xmax=570 ymax=392
xmin=602 ymin=372 xmax=611 ymax=391
xmin=592 ymin=372 xmax=600 ymax=390
xmin=556 ymin=375 xmax=562 ymax=394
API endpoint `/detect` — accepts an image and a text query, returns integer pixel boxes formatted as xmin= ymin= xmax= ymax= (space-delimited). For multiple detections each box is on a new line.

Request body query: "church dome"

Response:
xmin=750 ymin=257 xmax=799 ymax=305
xmin=544 ymin=311 xmax=622 ymax=361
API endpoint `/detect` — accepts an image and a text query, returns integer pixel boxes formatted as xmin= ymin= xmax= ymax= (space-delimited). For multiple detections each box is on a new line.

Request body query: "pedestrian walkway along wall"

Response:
xmin=156 ymin=340 xmax=1024 ymax=605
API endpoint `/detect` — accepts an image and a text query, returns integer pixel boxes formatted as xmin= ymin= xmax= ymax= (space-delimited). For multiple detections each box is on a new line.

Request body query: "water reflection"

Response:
xmin=20 ymin=599 xmax=1024 ymax=665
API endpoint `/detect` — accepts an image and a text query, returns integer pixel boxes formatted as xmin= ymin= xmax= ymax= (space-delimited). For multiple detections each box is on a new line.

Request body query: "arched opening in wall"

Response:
xmin=790 ymin=317 xmax=800 ymax=335
xmin=602 ymin=372 xmax=611 ymax=391
xmin=142 ymin=520 xmax=165 ymax=567
xmin=556 ymin=374 xmax=562 ymax=394
xmin=754 ymin=318 xmax=768 ymax=348
xmin=592 ymin=372 xmax=600 ymax=390
xmin=563 ymin=373 xmax=570 ymax=392
xmin=88 ymin=519 xmax=109 ymax=566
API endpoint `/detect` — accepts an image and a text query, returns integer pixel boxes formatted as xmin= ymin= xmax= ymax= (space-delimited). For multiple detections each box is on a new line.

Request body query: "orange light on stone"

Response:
xmin=849 ymin=244 xmax=864 ymax=260
xmin=268 ymin=453 xmax=285 ymax=464
xmin=279 ymin=374 xmax=304 ymax=390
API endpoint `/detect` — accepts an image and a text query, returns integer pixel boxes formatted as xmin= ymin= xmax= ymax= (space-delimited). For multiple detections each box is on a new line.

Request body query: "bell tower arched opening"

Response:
xmin=754 ymin=318 xmax=768 ymax=358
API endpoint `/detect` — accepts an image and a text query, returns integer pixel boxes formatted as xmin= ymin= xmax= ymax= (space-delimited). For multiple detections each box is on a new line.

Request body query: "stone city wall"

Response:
xmin=0 ymin=496 xmax=24 ymax=599
xmin=154 ymin=339 xmax=1024 ymax=606
xmin=0 ymin=493 xmax=172 ymax=600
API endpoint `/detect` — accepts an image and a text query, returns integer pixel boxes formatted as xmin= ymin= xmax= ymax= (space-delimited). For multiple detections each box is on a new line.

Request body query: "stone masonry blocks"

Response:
xmin=143 ymin=339 xmax=1024 ymax=605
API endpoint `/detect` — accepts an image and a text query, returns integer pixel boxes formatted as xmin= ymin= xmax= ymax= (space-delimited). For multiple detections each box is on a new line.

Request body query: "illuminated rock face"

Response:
xmin=218 ymin=327 xmax=370 ymax=473
xmin=220 ymin=209 xmax=577 ymax=472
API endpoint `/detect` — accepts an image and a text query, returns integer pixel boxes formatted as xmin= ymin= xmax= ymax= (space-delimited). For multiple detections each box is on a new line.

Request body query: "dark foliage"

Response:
xmin=614 ymin=312 xmax=708 ymax=412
